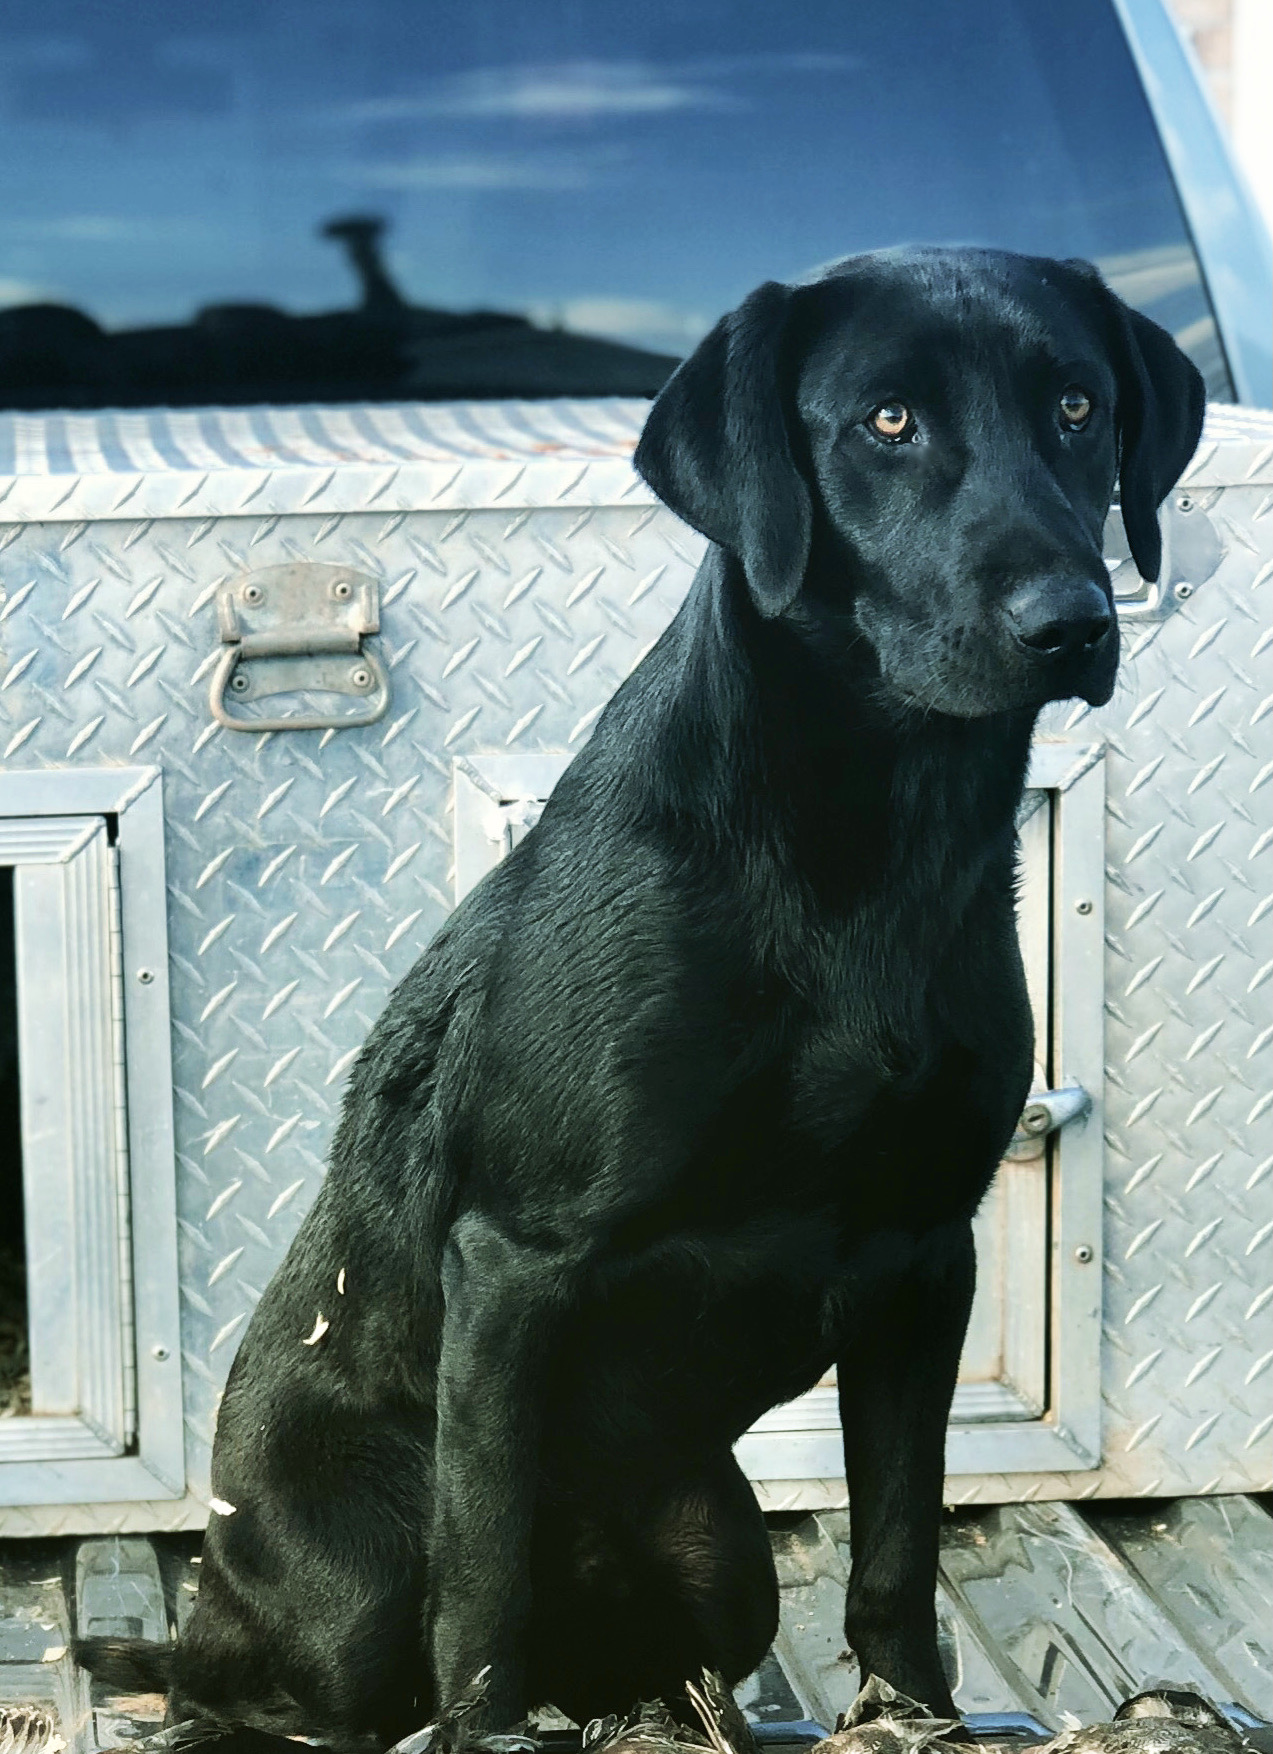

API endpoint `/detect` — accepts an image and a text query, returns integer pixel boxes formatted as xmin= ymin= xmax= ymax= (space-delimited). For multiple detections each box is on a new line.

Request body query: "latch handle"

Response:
xmin=1018 ymin=1084 xmax=1090 ymax=1137
xmin=210 ymin=564 xmax=390 ymax=733
xmin=1006 ymin=1083 xmax=1090 ymax=1161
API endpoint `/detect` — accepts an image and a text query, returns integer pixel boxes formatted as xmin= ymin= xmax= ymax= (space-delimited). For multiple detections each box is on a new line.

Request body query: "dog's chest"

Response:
xmin=763 ymin=884 xmax=1032 ymax=1217
xmin=777 ymin=1018 xmax=1024 ymax=1227
xmin=563 ymin=1204 xmax=849 ymax=1442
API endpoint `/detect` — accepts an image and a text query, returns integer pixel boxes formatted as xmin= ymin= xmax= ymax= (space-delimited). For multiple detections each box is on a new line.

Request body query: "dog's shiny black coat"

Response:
xmin=77 ymin=249 xmax=1204 ymax=1750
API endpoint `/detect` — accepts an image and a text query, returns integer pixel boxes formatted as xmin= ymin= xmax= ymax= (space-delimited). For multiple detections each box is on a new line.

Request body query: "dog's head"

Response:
xmin=634 ymin=249 xmax=1205 ymax=717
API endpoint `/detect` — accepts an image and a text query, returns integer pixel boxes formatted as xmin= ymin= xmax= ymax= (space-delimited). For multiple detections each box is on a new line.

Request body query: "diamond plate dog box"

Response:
xmin=0 ymin=398 xmax=1268 ymax=1533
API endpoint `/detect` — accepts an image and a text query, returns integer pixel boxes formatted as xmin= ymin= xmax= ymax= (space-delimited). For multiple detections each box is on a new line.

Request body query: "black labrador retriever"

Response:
xmin=79 ymin=248 xmax=1204 ymax=1747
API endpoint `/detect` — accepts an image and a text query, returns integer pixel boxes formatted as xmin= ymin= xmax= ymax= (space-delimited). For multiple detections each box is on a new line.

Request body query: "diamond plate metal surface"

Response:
xmin=1092 ymin=1495 xmax=1273 ymax=1715
xmin=764 ymin=1496 xmax=1272 ymax=1729
xmin=938 ymin=1500 xmax=1239 ymax=1721
xmin=0 ymin=400 xmax=1267 ymax=1529
xmin=0 ymin=1503 xmax=1266 ymax=1750
xmin=1019 ymin=468 xmax=1272 ymax=1506
xmin=0 ymin=399 xmax=652 ymax=525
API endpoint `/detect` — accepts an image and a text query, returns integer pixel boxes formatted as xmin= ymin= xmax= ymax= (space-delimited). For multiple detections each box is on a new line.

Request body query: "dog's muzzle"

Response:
xmin=1004 ymin=574 xmax=1119 ymax=705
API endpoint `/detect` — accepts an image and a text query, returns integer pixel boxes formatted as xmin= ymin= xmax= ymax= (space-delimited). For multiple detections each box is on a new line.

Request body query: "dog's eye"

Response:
xmin=1059 ymin=387 xmax=1093 ymax=430
xmin=868 ymin=402 xmax=914 ymax=442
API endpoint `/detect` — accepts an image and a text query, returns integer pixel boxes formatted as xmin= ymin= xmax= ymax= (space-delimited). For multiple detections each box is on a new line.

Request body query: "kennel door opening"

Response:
xmin=0 ymin=815 xmax=133 ymax=1463
xmin=952 ymin=791 xmax=1050 ymax=1421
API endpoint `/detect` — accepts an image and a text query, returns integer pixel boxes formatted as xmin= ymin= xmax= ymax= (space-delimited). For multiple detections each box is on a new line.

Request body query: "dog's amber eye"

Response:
xmin=1059 ymin=387 xmax=1093 ymax=429
xmin=869 ymin=402 xmax=913 ymax=441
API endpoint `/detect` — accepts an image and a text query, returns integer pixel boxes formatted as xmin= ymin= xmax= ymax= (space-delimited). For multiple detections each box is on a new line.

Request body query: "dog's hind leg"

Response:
xmin=640 ymin=1458 xmax=780 ymax=1691
xmin=174 ymin=1491 xmax=431 ymax=1751
xmin=836 ymin=1219 xmax=976 ymax=1721
xmin=527 ymin=1455 xmax=779 ymax=1724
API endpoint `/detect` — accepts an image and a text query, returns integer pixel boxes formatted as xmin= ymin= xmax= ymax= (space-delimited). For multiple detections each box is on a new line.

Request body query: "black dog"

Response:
xmin=78 ymin=249 xmax=1203 ymax=1748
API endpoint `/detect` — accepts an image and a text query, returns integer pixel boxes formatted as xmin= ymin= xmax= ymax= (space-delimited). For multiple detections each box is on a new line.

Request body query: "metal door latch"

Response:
xmin=210 ymin=564 xmax=390 ymax=732
xmin=1007 ymin=1083 xmax=1090 ymax=1161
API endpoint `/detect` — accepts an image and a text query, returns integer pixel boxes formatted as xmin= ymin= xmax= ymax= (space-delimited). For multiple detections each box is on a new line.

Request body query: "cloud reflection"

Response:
xmin=327 ymin=53 xmax=862 ymax=127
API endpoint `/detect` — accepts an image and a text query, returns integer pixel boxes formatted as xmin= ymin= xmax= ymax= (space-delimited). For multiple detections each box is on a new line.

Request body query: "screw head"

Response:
xmin=136 ymin=967 xmax=155 ymax=985
xmin=1074 ymin=1244 xmax=1094 ymax=1264
xmin=1075 ymin=897 xmax=1093 ymax=915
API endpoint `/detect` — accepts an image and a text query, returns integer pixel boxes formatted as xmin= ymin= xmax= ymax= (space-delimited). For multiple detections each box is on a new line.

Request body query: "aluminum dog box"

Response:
xmin=0 ymin=396 xmax=1269 ymax=1532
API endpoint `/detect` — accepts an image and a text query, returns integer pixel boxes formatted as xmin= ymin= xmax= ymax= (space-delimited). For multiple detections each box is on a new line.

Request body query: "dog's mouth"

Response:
xmin=856 ymin=578 xmax=1120 ymax=720
xmin=866 ymin=620 xmax=1120 ymax=719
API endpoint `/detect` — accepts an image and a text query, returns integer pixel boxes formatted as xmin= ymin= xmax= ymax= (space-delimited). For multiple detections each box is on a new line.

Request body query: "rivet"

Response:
xmin=137 ymin=967 xmax=155 ymax=985
xmin=351 ymin=665 xmax=372 ymax=690
xmin=230 ymin=672 xmax=250 ymax=693
xmin=1174 ymin=582 xmax=1194 ymax=600
xmin=333 ymin=579 xmax=353 ymax=600
xmin=243 ymin=583 xmax=264 ymax=605
xmin=1075 ymin=898 xmax=1093 ymax=915
xmin=1074 ymin=1244 xmax=1094 ymax=1264
xmin=152 ymin=1344 xmax=170 ymax=1360
xmin=1177 ymin=495 xmax=1193 ymax=513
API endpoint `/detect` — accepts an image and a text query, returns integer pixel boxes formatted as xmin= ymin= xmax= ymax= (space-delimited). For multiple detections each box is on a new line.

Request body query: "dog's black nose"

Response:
xmin=1006 ymin=578 xmax=1113 ymax=660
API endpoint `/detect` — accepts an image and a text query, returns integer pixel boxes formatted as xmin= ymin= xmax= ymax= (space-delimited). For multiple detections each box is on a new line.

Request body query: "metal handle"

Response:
xmin=1006 ymin=1083 xmax=1090 ymax=1161
xmin=209 ymin=643 xmax=390 ymax=733
xmin=209 ymin=563 xmax=390 ymax=733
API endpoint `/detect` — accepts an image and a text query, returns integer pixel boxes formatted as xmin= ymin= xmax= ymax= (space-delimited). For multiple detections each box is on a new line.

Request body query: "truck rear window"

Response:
xmin=0 ymin=0 xmax=1233 ymax=408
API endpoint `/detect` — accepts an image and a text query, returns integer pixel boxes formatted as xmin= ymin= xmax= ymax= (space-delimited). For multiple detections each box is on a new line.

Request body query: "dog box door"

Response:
xmin=453 ymin=741 xmax=1106 ymax=1491
xmin=0 ymin=769 xmax=184 ymax=1509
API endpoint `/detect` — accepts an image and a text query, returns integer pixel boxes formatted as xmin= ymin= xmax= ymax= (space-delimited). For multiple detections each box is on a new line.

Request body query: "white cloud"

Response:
xmin=527 ymin=296 xmax=710 ymax=350
xmin=35 ymin=216 xmax=150 ymax=242
xmin=0 ymin=277 xmax=56 ymax=307
xmin=1095 ymin=243 xmax=1201 ymax=305
xmin=328 ymin=54 xmax=864 ymax=129
xmin=0 ymin=214 xmax=215 ymax=245
xmin=682 ymin=52 xmax=862 ymax=77
xmin=342 ymin=151 xmax=604 ymax=192
xmin=332 ymin=60 xmax=741 ymax=126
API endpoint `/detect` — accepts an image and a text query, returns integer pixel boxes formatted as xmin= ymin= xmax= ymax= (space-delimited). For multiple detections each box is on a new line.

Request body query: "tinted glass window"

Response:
xmin=0 ymin=0 xmax=1232 ymax=408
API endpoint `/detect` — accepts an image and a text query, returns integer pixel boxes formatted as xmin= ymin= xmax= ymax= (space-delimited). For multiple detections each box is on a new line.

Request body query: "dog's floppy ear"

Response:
xmin=634 ymin=280 xmax=811 ymax=617
xmin=1090 ymin=278 xmax=1206 ymax=584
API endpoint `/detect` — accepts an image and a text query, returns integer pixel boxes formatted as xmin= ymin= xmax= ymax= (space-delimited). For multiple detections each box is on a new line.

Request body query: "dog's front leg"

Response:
xmin=836 ymin=1220 xmax=975 ymax=1720
xmin=429 ymin=1208 xmax=569 ymax=1732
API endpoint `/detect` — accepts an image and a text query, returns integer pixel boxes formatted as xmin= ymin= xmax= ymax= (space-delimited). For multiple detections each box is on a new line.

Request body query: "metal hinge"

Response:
xmin=1103 ymin=494 xmax=1222 ymax=620
xmin=1006 ymin=1082 xmax=1091 ymax=1161
xmin=210 ymin=563 xmax=390 ymax=732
